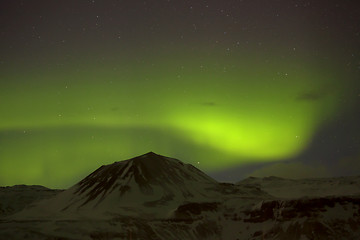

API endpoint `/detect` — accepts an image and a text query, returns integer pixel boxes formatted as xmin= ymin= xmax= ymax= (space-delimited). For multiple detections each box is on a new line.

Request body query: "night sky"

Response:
xmin=1 ymin=0 xmax=360 ymax=188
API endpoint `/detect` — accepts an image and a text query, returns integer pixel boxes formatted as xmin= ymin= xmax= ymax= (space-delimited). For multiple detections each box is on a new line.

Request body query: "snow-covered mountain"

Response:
xmin=10 ymin=152 xmax=266 ymax=220
xmin=0 ymin=185 xmax=62 ymax=217
xmin=237 ymin=175 xmax=360 ymax=198
xmin=1 ymin=152 xmax=360 ymax=240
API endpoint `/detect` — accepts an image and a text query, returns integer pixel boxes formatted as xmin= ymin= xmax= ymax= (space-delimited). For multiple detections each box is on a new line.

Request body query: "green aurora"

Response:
xmin=0 ymin=50 xmax=347 ymax=188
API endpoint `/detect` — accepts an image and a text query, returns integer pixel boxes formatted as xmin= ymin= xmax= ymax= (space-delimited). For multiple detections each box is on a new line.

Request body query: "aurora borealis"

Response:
xmin=1 ymin=1 xmax=360 ymax=188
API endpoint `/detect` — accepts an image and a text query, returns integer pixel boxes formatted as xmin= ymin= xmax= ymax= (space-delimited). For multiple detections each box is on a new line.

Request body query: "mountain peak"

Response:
xmin=132 ymin=151 xmax=167 ymax=163
xmin=9 ymin=153 xmax=269 ymax=221
xmin=130 ymin=152 xmax=178 ymax=174
xmin=141 ymin=151 xmax=159 ymax=157
xmin=58 ymin=152 xmax=219 ymax=214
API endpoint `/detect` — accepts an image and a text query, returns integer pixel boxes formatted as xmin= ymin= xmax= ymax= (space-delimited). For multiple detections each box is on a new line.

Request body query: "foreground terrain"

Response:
xmin=1 ymin=152 xmax=360 ymax=239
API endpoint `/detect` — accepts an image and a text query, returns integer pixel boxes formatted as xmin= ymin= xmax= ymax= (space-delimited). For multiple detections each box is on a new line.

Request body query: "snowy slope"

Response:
xmin=2 ymin=194 xmax=360 ymax=240
xmin=0 ymin=185 xmax=62 ymax=217
xmin=238 ymin=176 xmax=360 ymax=198
xmin=2 ymin=153 xmax=360 ymax=239
xmin=10 ymin=152 xmax=266 ymax=220
xmin=232 ymin=195 xmax=360 ymax=239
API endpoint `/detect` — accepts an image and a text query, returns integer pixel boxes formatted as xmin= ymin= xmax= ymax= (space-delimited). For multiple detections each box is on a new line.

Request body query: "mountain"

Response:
xmin=1 ymin=152 xmax=360 ymax=240
xmin=10 ymin=152 xmax=266 ymax=220
xmin=0 ymin=185 xmax=62 ymax=217
xmin=67 ymin=151 xmax=221 ymax=213
xmin=237 ymin=175 xmax=360 ymax=198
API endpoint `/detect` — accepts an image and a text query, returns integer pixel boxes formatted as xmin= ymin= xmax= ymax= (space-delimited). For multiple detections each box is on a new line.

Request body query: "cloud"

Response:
xmin=248 ymin=161 xmax=330 ymax=179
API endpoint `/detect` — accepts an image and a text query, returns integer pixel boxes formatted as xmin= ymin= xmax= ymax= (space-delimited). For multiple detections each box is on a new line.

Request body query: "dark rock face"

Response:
xmin=71 ymin=161 xmax=130 ymax=207
xmin=244 ymin=196 xmax=360 ymax=223
xmin=242 ymin=196 xmax=360 ymax=240
xmin=174 ymin=202 xmax=220 ymax=219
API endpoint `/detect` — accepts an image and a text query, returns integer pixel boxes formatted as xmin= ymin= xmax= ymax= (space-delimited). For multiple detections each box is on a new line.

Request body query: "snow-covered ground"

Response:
xmin=1 ymin=153 xmax=360 ymax=239
xmin=237 ymin=175 xmax=360 ymax=198
xmin=0 ymin=185 xmax=62 ymax=217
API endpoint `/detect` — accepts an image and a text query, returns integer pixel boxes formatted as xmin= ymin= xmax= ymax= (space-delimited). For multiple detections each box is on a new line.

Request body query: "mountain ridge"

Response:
xmin=2 ymin=152 xmax=360 ymax=239
xmin=9 ymin=152 xmax=258 ymax=220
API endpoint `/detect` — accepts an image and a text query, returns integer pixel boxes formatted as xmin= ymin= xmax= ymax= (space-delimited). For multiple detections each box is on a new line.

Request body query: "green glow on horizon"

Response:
xmin=173 ymin=113 xmax=313 ymax=159
xmin=0 ymin=51 xmax=345 ymax=187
